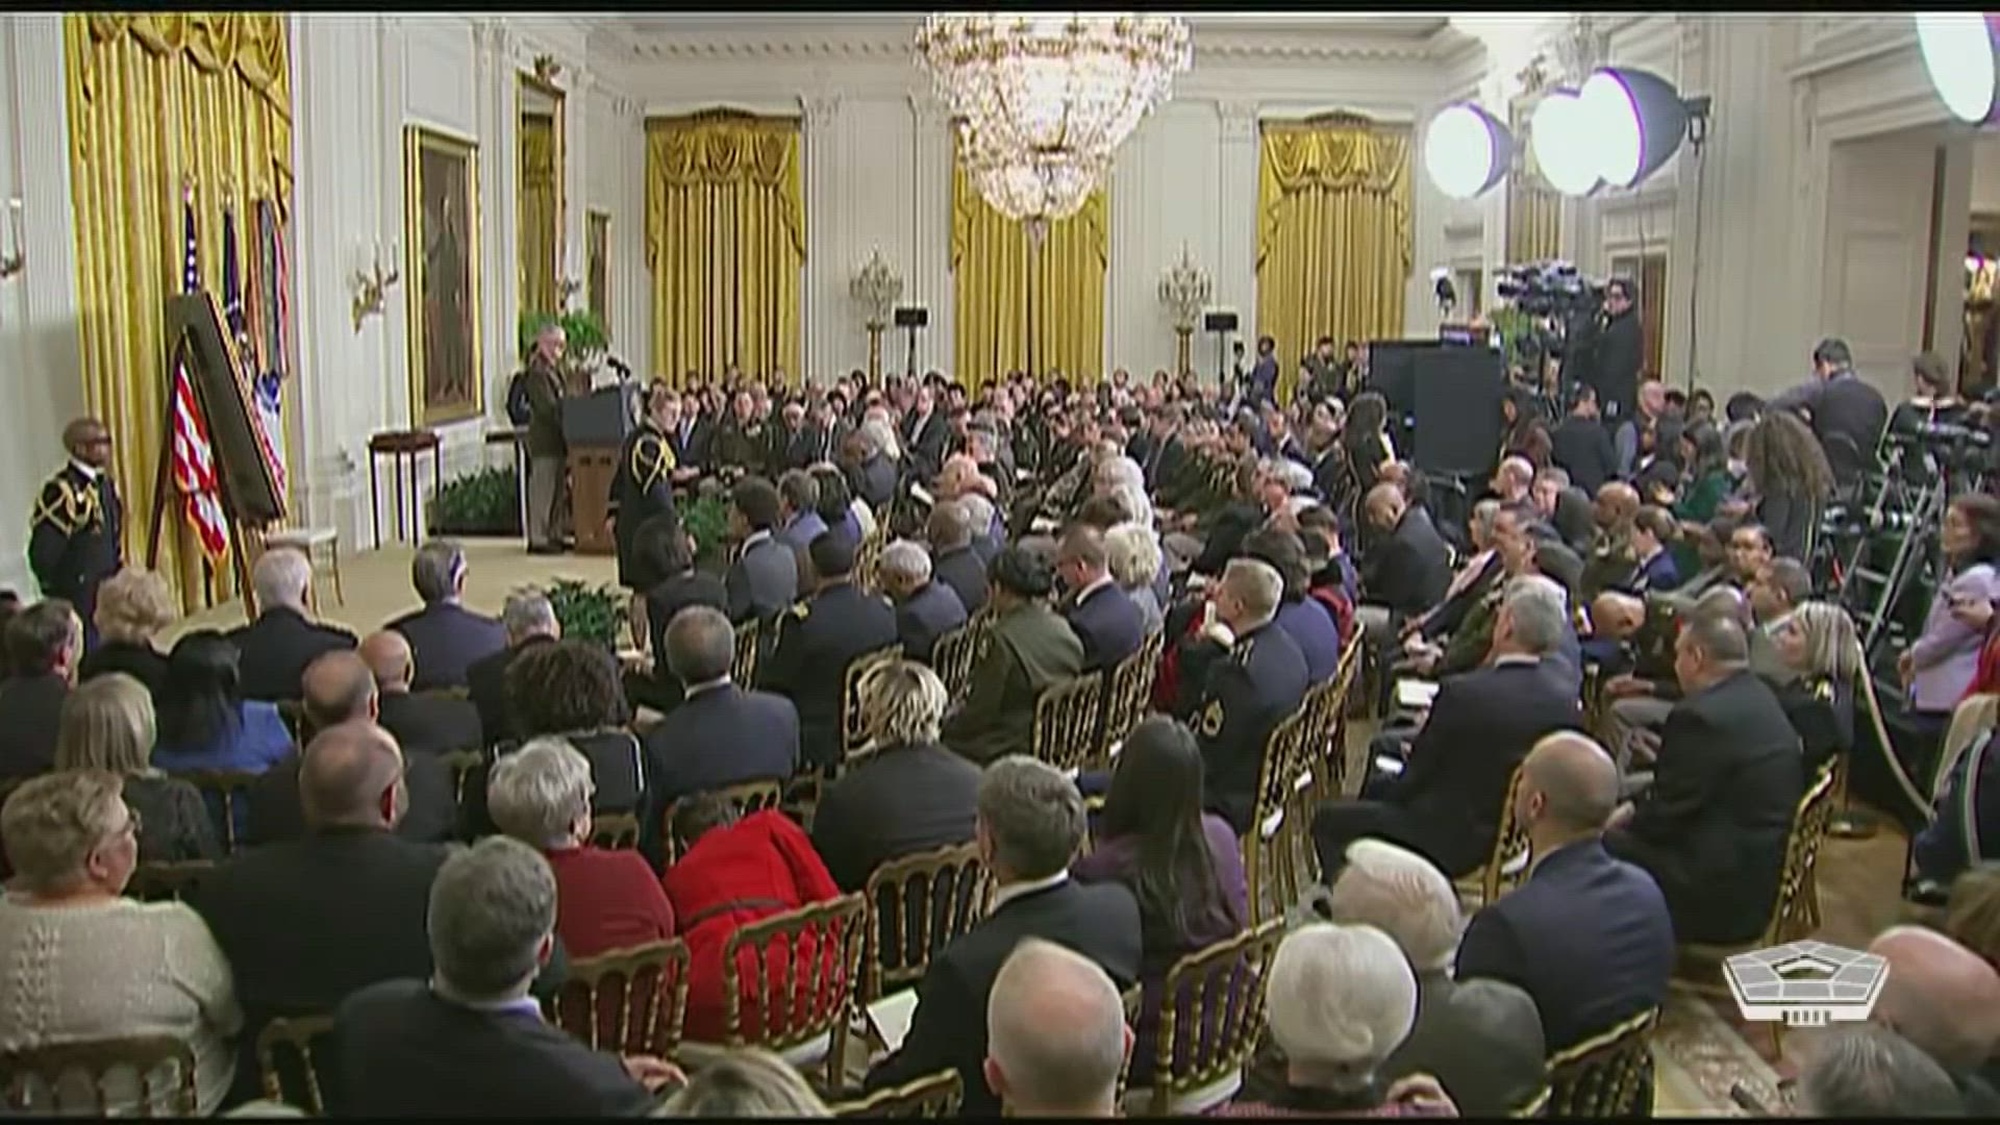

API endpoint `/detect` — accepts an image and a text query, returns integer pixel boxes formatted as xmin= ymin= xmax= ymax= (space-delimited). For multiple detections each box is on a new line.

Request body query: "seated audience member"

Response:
xmin=243 ymin=650 xmax=457 ymax=848
xmin=1604 ymin=615 xmax=1805 ymax=945
xmin=1221 ymin=923 xmax=1458 ymax=1118
xmin=77 ymin=567 xmax=174 ymax=698
xmin=1620 ymin=506 xmax=1681 ymax=594
xmin=1057 ymin=524 xmax=1146 ymax=672
xmin=0 ymin=771 xmax=242 ymax=1114
xmin=332 ymin=838 xmax=674 ymax=1116
xmin=152 ymin=629 xmax=293 ymax=776
xmin=656 ymin=1048 xmax=830 ymax=1117
xmin=929 ymin=499 xmax=993 ymax=615
xmin=1918 ymin=735 xmax=2000 ymax=890
xmin=630 ymin=516 xmax=728 ymax=715
xmin=1177 ymin=559 xmax=1309 ymax=834
xmin=638 ymin=607 xmax=799 ymax=869
xmin=226 ymin=547 xmax=357 ymax=702
xmin=811 ymin=464 xmax=865 ymax=549
xmin=1073 ymin=717 xmax=1247 ymax=1087
xmin=724 ymin=476 xmax=799 ymax=625
xmin=664 ymin=796 xmax=842 ymax=1044
xmin=1243 ymin=527 xmax=1343 ymax=685
xmin=1182 ymin=459 xmax=1265 ymax=579
xmin=1600 ymin=584 xmax=1750 ymax=769
xmin=942 ymin=546 xmax=1085 ymax=766
xmin=1455 ymin=733 xmax=1673 ymax=1054
xmin=811 ymin=660 xmax=980 ymax=892
xmin=1746 ymin=555 xmax=1812 ymax=683
xmin=1405 ymin=502 xmax=1532 ymax=681
xmin=1796 ymin=1024 xmax=1969 ymax=1118
xmin=1324 ymin=840 xmax=1546 ymax=1116
xmin=0 ymin=588 xmax=23 ymax=679
xmin=508 ymin=638 xmax=632 ymax=743
xmin=1314 ymin=576 xmax=1581 ymax=883
xmin=469 ymin=588 xmax=562 ymax=746
xmin=56 ymin=672 xmax=219 ymax=861
xmin=1356 ymin=483 xmax=1453 ymax=637
xmin=0 ymin=599 xmax=82 ymax=781
xmin=386 ymin=538 xmax=508 ymax=691
xmin=866 ymin=756 xmax=1142 ymax=1117
xmin=1901 ymin=494 xmax=2000 ymax=738
xmin=1106 ymin=522 xmax=1166 ymax=636
xmin=774 ymin=469 xmax=828 ymax=559
xmin=361 ymin=629 xmax=483 ymax=754
xmin=489 ymin=737 xmax=676 ymax=959
xmin=1768 ymin=600 xmax=1859 ymax=776
xmin=879 ymin=539 xmax=967 ymax=663
xmin=984 ymin=938 xmax=1131 ymax=1118
xmin=757 ymin=532 xmax=899 ymax=769
xmin=1948 ymin=865 xmax=2000 ymax=973
xmin=1868 ymin=925 xmax=2000 ymax=1111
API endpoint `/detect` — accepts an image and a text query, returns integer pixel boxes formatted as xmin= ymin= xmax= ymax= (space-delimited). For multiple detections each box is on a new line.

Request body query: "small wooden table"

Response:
xmin=368 ymin=429 xmax=442 ymax=549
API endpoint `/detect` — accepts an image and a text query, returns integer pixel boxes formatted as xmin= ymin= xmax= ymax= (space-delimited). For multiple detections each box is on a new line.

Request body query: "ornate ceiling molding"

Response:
xmin=612 ymin=27 xmax=1451 ymax=66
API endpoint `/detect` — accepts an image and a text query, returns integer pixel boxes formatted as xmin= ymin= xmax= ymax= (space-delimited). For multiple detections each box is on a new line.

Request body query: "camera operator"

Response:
xmin=1767 ymin=337 xmax=1888 ymax=491
xmin=1589 ymin=277 xmax=1644 ymax=424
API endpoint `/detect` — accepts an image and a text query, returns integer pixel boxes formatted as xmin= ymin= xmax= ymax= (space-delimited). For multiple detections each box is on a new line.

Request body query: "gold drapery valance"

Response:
xmin=949 ymin=152 xmax=1109 ymax=390
xmin=64 ymin=11 xmax=294 ymax=611
xmin=1255 ymin=114 xmax=1413 ymax=403
xmin=518 ymin=112 xmax=560 ymax=317
xmin=644 ymin=112 xmax=804 ymax=382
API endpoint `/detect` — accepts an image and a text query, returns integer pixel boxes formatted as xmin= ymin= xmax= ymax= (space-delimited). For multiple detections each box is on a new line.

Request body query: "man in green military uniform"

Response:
xmin=29 ymin=417 xmax=122 ymax=652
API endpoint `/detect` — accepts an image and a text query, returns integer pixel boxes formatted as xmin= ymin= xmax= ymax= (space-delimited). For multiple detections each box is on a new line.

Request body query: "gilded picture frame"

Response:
xmin=404 ymin=125 xmax=485 ymax=427
xmin=586 ymin=209 xmax=610 ymax=330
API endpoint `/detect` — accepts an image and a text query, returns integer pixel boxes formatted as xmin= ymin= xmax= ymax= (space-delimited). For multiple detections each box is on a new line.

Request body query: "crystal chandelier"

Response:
xmin=916 ymin=13 xmax=1192 ymax=225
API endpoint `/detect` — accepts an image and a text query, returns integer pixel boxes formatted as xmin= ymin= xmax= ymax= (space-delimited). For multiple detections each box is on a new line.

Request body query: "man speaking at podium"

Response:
xmin=29 ymin=417 xmax=122 ymax=652
xmin=522 ymin=321 xmax=569 ymax=555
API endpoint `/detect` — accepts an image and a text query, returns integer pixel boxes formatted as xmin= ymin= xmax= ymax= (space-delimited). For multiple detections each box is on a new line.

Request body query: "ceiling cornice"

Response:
xmin=614 ymin=27 xmax=1454 ymax=66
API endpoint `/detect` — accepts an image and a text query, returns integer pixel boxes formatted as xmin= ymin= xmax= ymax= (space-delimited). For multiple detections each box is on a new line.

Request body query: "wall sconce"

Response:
xmin=350 ymin=240 xmax=400 ymax=331
xmin=0 ymin=199 xmax=23 ymax=282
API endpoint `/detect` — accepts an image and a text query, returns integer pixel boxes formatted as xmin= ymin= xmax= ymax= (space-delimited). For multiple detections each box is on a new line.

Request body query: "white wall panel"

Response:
xmin=1822 ymin=130 xmax=1937 ymax=392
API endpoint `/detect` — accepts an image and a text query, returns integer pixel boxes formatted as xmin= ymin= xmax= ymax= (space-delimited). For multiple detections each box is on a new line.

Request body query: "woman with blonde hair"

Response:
xmin=78 ymin=567 xmax=176 ymax=698
xmin=1770 ymin=599 xmax=1861 ymax=778
xmin=655 ymin=1047 xmax=829 ymax=1117
xmin=1106 ymin=523 xmax=1166 ymax=635
xmin=0 ymin=770 xmax=242 ymax=1113
xmin=55 ymin=672 xmax=219 ymax=862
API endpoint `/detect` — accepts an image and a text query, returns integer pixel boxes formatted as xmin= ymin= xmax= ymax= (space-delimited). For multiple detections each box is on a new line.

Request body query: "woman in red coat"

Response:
xmin=663 ymin=798 xmax=842 ymax=1044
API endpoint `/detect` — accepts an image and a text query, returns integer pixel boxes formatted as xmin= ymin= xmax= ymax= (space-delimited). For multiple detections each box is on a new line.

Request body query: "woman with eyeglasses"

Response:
xmin=0 ymin=770 xmax=242 ymax=1113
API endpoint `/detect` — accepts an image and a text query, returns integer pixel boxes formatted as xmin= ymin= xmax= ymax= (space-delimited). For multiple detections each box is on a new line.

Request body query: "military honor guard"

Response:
xmin=29 ymin=418 xmax=123 ymax=652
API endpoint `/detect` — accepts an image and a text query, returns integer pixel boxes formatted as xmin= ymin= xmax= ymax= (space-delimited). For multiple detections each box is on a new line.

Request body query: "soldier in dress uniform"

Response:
xmin=1182 ymin=557 xmax=1309 ymax=836
xmin=29 ymin=418 xmax=122 ymax=653
xmin=610 ymin=382 xmax=687 ymax=644
xmin=712 ymin=388 xmax=771 ymax=480
xmin=757 ymin=532 xmax=898 ymax=771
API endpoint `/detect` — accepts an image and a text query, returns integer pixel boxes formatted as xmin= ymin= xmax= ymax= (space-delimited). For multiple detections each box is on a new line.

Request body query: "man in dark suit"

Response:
xmin=773 ymin=469 xmax=828 ymax=560
xmin=1769 ymin=337 xmax=1890 ymax=489
xmin=1604 ymin=613 xmax=1805 ymax=946
xmin=1358 ymin=482 xmax=1453 ymax=623
xmin=1054 ymin=525 xmax=1144 ymax=673
xmin=758 ymin=533 xmax=898 ymax=769
xmin=228 ymin=546 xmax=358 ymax=702
xmin=928 ymin=500 xmax=991 ymax=616
xmin=1141 ymin=404 xmax=1190 ymax=493
xmin=667 ymin=390 xmax=713 ymax=474
xmin=902 ymin=383 xmax=952 ymax=481
xmin=468 ymin=589 xmax=560 ymax=748
xmin=879 ymin=539 xmax=968 ymax=663
xmin=723 ymin=476 xmax=799 ymax=625
xmin=330 ymin=837 xmax=670 ymax=1117
xmin=196 ymin=722 xmax=566 ymax=1106
xmin=385 ymin=539 xmax=508 ymax=692
xmin=360 ymin=630 xmax=483 ymax=754
xmin=772 ymin=399 xmax=819 ymax=472
xmin=1457 ymin=732 xmax=1675 ymax=1055
xmin=1313 ymin=575 xmax=1585 ymax=883
xmin=1586 ymin=277 xmax=1644 ymax=424
xmin=637 ymin=606 xmax=800 ymax=870
xmin=865 ymin=756 xmax=1142 ymax=1117
xmin=27 ymin=417 xmax=120 ymax=653
xmin=0 ymin=600 xmax=80 ymax=781
xmin=521 ymin=322 xmax=570 ymax=555
xmin=1181 ymin=558 xmax=1310 ymax=835
xmin=1550 ymin=385 xmax=1619 ymax=497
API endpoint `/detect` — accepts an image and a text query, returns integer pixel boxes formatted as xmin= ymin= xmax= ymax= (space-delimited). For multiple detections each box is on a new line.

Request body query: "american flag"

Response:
xmin=222 ymin=205 xmax=287 ymax=500
xmin=173 ymin=196 xmax=230 ymax=562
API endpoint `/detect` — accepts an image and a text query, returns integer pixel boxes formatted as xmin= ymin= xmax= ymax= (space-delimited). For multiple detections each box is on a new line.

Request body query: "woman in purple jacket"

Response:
xmin=1897 ymin=495 xmax=2000 ymax=805
xmin=1074 ymin=716 xmax=1249 ymax=1088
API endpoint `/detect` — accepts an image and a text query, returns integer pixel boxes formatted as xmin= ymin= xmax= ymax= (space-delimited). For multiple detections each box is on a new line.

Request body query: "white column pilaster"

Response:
xmin=801 ymin=93 xmax=842 ymax=385
xmin=1215 ymin=99 xmax=1259 ymax=345
xmin=910 ymin=93 xmax=954 ymax=379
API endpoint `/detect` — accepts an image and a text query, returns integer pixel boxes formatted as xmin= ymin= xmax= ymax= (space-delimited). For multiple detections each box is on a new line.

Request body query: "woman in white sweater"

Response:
xmin=0 ymin=769 xmax=241 ymax=1114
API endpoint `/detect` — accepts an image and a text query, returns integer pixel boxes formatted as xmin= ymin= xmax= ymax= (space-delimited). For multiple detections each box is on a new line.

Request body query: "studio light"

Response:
xmin=1916 ymin=13 xmax=2000 ymax=123
xmin=1578 ymin=67 xmax=1705 ymax=189
xmin=1530 ymin=90 xmax=1602 ymax=197
xmin=1423 ymin=102 xmax=1512 ymax=200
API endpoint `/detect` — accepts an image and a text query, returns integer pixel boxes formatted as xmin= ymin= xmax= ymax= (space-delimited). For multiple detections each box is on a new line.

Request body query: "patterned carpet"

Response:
xmin=1651 ymin=993 xmax=1790 ymax=1116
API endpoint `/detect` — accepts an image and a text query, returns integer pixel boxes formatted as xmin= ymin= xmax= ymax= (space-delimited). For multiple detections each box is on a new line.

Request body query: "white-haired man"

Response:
xmin=1313 ymin=574 xmax=1584 ymax=885
xmin=1324 ymin=840 xmax=1546 ymax=1115
xmin=227 ymin=546 xmax=359 ymax=702
xmin=984 ymin=938 xmax=1131 ymax=1117
xmin=879 ymin=539 xmax=968 ymax=663
xmin=1177 ymin=558 xmax=1309 ymax=836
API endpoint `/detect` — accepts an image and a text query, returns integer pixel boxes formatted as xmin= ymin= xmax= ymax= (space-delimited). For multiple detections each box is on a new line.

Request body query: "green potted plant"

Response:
xmin=682 ymin=482 xmax=732 ymax=574
xmin=428 ymin=465 xmax=522 ymax=537
xmin=543 ymin=578 xmax=627 ymax=649
xmin=518 ymin=309 xmax=610 ymax=384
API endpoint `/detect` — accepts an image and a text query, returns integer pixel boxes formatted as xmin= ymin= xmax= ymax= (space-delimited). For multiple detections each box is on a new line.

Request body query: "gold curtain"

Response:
xmin=64 ymin=13 xmax=292 ymax=611
xmin=950 ymin=159 xmax=1107 ymax=390
xmin=518 ymin=111 xmax=559 ymax=318
xmin=1255 ymin=115 xmax=1412 ymax=404
xmin=1506 ymin=100 xmax=1561 ymax=264
xmin=644 ymin=112 xmax=803 ymax=385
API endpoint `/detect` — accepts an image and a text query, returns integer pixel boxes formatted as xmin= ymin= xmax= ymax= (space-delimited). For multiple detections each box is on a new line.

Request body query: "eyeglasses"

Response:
xmin=118 ymin=804 xmax=142 ymax=839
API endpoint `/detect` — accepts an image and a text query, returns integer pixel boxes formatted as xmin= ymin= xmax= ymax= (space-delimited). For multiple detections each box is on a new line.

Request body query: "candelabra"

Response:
xmin=1157 ymin=243 xmax=1211 ymax=377
xmin=0 ymin=199 xmax=22 ymax=282
xmin=850 ymin=248 xmax=903 ymax=384
xmin=350 ymin=240 xmax=401 ymax=331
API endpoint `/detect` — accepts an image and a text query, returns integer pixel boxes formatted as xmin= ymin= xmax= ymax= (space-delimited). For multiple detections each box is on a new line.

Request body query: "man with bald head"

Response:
xmin=1457 ymin=733 xmax=1675 ymax=1055
xmin=983 ymin=938 xmax=1131 ymax=1117
xmin=361 ymin=629 xmax=484 ymax=755
xmin=1869 ymin=925 xmax=2000 ymax=1111
xmin=28 ymin=416 xmax=121 ymax=652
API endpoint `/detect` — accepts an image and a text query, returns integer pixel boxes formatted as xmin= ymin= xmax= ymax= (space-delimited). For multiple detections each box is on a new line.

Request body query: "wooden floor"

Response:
xmin=168 ymin=535 xmax=1919 ymax=1115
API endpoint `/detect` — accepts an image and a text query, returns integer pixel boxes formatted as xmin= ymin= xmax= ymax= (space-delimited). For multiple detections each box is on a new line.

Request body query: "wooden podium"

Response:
xmin=562 ymin=384 xmax=639 ymax=557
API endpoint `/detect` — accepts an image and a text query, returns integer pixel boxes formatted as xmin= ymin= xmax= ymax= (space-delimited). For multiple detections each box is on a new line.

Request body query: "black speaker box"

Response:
xmin=1410 ymin=344 xmax=1505 ymax=479
xmin=1203 ymin=311 xmax=1239 ymax=334
xmin=893 ymin=306 xmax=929 ymax=329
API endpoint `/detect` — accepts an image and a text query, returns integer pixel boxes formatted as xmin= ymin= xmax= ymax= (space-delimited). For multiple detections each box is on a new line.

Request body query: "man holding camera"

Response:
xmin=1589 ymin=278 xmax=1644 ymax=424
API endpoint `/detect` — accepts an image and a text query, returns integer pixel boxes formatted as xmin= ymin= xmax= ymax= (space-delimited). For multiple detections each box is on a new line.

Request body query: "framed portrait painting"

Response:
xmin=404 ymin=126 xmax=484 ymax=426
xmin=586 ymin=209 xmax=610 ymax=330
